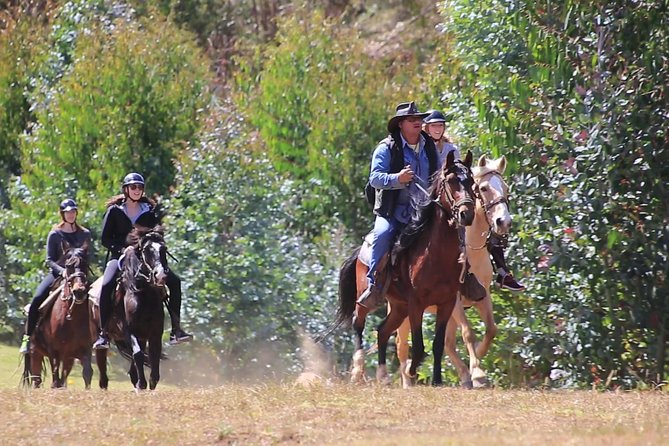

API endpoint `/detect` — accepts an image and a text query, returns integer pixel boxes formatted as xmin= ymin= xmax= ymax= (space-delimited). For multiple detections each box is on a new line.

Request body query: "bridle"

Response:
xmin=434 ymin=161 xmax=476 ymax=226
xmin=134 ymin=231 xmax=168 ymax=286
xmin=60 ymin=254 xmax=89 ymax=319
xmin=467 ymin=170 xmax=512 ymax=250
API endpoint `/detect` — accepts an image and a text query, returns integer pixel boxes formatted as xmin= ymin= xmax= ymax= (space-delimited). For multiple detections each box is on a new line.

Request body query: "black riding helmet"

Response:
xmin=122 ymin=172 xmax=145 ymax=188
xmin=59 ymin=198 xmax=78 ymax=212
xmin=59 ymin=198 xmax=78 ymax=222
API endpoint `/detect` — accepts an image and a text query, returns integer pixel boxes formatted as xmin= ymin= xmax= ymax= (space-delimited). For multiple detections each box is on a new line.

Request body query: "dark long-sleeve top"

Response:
xmin=101 ymin=200 xmax=158 ymax=259
xmin=46 ymin=228 xmax=92 ymax=276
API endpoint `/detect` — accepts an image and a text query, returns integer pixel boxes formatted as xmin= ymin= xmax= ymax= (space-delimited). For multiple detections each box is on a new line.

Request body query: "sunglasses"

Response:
xmin=128 ymin=184 xmax=144 ymax=191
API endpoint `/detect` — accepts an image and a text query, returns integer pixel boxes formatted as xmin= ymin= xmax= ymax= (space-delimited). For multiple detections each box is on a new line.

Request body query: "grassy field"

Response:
xmin=1 ymin=343 xmax=668 ymax=445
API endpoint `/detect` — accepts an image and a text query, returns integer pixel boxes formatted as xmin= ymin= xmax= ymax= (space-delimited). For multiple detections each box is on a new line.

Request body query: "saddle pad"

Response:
xmin=88 ymin=276 xmax=103 ymax=305
xmin=357 ymin=231 xmax=374 ymax=267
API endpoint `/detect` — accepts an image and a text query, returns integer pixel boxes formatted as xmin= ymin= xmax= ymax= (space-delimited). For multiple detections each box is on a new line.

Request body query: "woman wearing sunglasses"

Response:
xmin=93 ymin=172 xmax=192 ymax=349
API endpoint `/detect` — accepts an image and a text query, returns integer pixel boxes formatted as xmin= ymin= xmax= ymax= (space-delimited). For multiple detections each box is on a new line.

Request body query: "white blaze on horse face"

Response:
xmin=150 ymin=241 xmax=167 ymax=284
xmin=484 ymin=174 xmax=511 ymax=234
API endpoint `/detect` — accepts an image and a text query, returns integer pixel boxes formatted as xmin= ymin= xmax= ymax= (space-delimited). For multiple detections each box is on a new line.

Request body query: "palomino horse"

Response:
xmin=23 ymin=243 xmax=93 ymax=388
xmin=335 ymin=151 xmax=476 ymax=385
xmin=395 ymin=155 xmax=511 ymax=388
xmin=92 ymin=226 xmax=168 ymax=391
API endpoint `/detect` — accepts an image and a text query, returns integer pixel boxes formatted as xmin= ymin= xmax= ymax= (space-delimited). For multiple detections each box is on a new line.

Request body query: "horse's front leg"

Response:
xmin=433 ymin=298 xmax=456 ymax=386
xmin=61 ymin=357 xmax=75 ymax=388
xmin=376 ymin=301 xmax=407 ymax=386
xmin=148 ymin=335 xmax=162 ymax=390
xmin=50 ymin=356 xmax=62 ymax=388
xmin=350 ymin=305 xmax=369 ymax=384
xmin=444 ymin=310 xmax=473 ymax=389
xmin=30 ymin=351 xmax=44 ymax=388
xmin=80 ymin=353 xmax=93 ymax=390
xmin=408 ymin=301 xmax=426 ymax=380
xmin=129 ymin=334 xmax=147 ymax=390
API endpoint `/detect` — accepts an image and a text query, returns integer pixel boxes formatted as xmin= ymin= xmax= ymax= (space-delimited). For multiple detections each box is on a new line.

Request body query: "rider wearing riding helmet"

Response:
xmin=20 ymin=199 xmax=92 ymax=353
xmin=423 ymin=110 xmax=525 ymax=292
xmin=92 ymin=172 xmax=193 ymax=349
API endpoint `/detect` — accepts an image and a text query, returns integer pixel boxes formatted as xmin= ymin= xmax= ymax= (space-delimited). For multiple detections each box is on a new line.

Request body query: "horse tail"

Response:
xmin=334 ymin=247 xmax=361 ymax=329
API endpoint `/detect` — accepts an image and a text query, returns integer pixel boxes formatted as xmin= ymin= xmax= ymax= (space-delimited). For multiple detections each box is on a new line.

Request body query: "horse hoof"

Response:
xmin=473 ymin=377 xmax=488 ymax=389
xmin=350 ymin=367 xmax=365 ymax=384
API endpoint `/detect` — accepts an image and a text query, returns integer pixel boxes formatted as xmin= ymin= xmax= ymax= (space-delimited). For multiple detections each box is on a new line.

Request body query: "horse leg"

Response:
xmin=130 ymin=334 xmax=147 ymax=390
xmin=376 ymin=303 xmax=406 ymax=386
xmin=395 ymin=316 xmax=412 ymax=389
xmin=61 ymin=357 xmax=75 ymax=388
xmin=433 ymin=299 xmax=456 ymax=387
xmin=350 ymin=305 xmax=369 ymax=384
xmin=148 ymin=335 xmax=162 ymax=390
xmin=474 ymin=296 xmax=498 ymax=359
xmin=50 ymin=356 xmax=61 ymax=388
xmin=407 ymin=302 xmax=426 ymax=381
xmin=96 ymin=349 xmax=109 ymax=390
xmin=30 ymin=352 xmax=43 ymax=388
xmin=81 ymin=353 xmax=93 ymax=390
xmin=444 ymin=304 xmax=473 ymax=389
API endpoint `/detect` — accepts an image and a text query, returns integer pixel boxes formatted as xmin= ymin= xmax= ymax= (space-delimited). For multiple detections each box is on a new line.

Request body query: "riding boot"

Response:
xmin=356 ymin=282 xmax=384 ymax=310
xmin=166 ymin=272 xmax=193 ymax=345
xmin=93 ymin=280 xmax=115 ymax=350
xmin=490 ymin=244 xmax=526 ymax=292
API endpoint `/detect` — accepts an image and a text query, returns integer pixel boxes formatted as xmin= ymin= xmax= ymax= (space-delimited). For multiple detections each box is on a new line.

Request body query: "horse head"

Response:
xmin=473 ymin=155 xmax=511 ymax=236
xmin=129 ymin=226 xmax=169 ymax=288
xmin=437 ymin=150 xmax=476 ymax=227
xmin=60 ymin=241 xmax=89 ymax=304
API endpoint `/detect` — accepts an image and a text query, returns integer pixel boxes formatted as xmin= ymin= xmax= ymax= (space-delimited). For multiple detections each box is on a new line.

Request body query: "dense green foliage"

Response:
xmin=0 ymin=0 xmax=666 ymax=387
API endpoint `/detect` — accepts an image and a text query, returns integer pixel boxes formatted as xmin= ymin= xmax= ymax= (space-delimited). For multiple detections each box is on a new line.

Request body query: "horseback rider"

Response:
xmin=92 ymin=172 xmax=193 ymax=349
xmin=423 ymin=110 xmax=525 ymax=292
xmin=356 ymin=101 xmax=439 ymax=309
xmin=19 ymin=199 xmax=92 ymax=354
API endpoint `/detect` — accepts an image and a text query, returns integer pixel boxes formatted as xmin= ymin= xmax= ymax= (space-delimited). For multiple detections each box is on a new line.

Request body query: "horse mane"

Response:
xmin=126 ymin=225 xmax=164 ymax=247
xmin=392 ymin=182 xmax=438 ymax=259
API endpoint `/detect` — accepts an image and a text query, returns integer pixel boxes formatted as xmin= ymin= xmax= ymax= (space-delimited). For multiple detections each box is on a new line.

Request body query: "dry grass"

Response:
xmin=1 ymin=383 xmax=668 ymax=445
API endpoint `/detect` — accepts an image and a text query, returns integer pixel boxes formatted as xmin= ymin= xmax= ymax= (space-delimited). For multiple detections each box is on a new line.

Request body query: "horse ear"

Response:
xmin=478 ymin=155 xmax=487 ymax=167
xmin=446 ymin=150 xmax=455 ymax=168
xmin=81 ymin=239 xmax=90 ymax=253
xmin=498 ymin=155 xmax=507 ymax=174
xmin=61 ymin=239 xmax=71 ymax=253
xmin=464 ymin=150 xmax=473 ymax=168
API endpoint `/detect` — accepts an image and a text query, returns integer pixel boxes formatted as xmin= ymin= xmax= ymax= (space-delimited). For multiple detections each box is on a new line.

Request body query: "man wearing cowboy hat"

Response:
xmin=357 ymin=101 xmax=440 ymax=309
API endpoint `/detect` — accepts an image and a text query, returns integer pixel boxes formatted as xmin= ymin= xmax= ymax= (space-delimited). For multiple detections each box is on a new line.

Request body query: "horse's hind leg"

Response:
xmin=81 ymin=354 xmax=93 ymax=390
xmin=395 ymin=317 xmax=412 ymax=389
xmin=376 ymin=302 xmax=407 ymax=386
xmin=350 ymin=306 xmax=369 ymax=384
xmin=50 ymin=357 xmax=62 ymax=388
xmin=407 ymin=303 xmax=426 ymax=380
xmin=148 ymin=336 xmax=162 ymax=390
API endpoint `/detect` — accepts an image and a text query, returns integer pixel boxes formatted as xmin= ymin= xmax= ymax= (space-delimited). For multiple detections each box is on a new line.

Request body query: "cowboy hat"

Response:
xmin=387 ymin=101 xmax=430 ymax=133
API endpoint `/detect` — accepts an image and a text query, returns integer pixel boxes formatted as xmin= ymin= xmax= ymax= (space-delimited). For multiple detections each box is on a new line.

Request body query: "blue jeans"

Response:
xmin=367 ymin=216 xmax=403 ymax=286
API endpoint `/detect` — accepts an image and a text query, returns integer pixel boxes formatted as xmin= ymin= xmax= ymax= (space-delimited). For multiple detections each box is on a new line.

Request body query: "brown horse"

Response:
xmin=395 ymin=155 xmax=511 ymax=388
xmin=23 ymin=243 xmax=92 ymax=388
xmin=335 ymin=151 xmax=476 ymax=386
xmin=92 ymin=226 xmax=168 ymax=391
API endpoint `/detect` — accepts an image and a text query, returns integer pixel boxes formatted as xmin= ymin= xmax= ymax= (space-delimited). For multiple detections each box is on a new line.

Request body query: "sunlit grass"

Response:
xmin=0 ymin=341 xmax=667 ymax=446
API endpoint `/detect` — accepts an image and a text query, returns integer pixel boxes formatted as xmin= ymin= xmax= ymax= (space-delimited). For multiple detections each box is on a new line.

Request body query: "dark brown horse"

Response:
xmin=93 ymin=226 xmax=167 ymax=391
xmin=335 ymin=151 xmax=476 ymax=386
xmin=23 ymin=243 xmax=92 ymax=388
